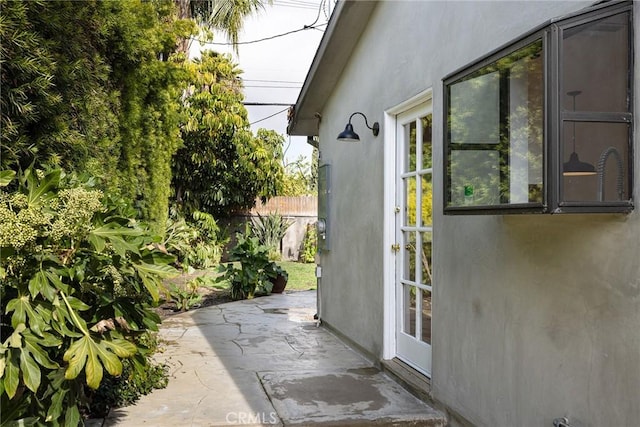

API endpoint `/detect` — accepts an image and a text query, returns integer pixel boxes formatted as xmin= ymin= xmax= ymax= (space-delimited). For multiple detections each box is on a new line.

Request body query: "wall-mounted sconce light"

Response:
xmin=563 ymin=91 xmax=596 ymax=176
xmin=337 ymin=112 xmax=380 ymax=142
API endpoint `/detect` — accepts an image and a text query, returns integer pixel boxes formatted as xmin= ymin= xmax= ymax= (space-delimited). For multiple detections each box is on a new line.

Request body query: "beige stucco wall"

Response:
xmin=316 ymin=1 xmax=639 ymax=426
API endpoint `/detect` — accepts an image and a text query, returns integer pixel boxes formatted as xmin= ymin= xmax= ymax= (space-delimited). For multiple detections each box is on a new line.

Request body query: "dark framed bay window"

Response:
xmin=444 ymin=1 xmax=633 ymax=214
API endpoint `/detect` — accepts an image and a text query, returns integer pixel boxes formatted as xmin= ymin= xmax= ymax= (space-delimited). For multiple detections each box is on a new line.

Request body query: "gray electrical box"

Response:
xmin=317 ymin=164 xmax=330 ymax=252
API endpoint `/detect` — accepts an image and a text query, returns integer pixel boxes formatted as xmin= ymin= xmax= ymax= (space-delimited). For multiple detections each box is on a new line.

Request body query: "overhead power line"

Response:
xmin=274 ymin=0 xmax=322 ymax=6
xmin=303 ymin=0 xmax=326 ymax=27
xmin=244 ymin=79 xmax=303 ymax=84
xmin=193 ymin=22 xmax=327 ymax=46
xmin=243 ymin=102 xmax=292 ymax=106
xmin=249 ymin=107 xmax=290 ymax=126
xmin=244 ymin=85 xmax=301 ymax=89
xmin=191 ymin=0 xmax=330 ymax=48
xmin=273 ymin=0 xmax=320 ymax=10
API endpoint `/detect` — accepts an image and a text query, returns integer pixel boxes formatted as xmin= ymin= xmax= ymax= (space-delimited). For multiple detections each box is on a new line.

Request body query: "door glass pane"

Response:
xmin=421 ymin=175 xmax=433 ymax=227
xmin=404 ymin=176 xmax=417 ymax=226
xmin=403 ymin=232 xmax=416 ymax=282
xmin=421 ymin=289 xmax=432 ymax=344
xmin=420 ymin=231 xmax=432 ymax=286
xmin=405 ymin=121 xmax=417 ymax=172
xmin=422 ymin=115 xmax=432 ymax=169
xmin=403 ymin=284 xmax=416 ymax=337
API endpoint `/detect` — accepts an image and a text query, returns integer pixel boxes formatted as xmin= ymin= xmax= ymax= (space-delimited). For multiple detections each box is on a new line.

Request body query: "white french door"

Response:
xmin=395 ymin=102 xmax=433 ymax=377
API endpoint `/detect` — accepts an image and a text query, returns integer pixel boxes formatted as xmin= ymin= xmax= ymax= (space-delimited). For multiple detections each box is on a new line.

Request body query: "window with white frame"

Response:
xmin=444 ymin=1 xmax=633 ymax=214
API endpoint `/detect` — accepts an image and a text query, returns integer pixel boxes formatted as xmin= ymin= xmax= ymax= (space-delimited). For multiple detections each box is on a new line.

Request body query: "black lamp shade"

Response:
xmin=337 ymin=123 xmax=360 ymax=142
xmin=563 ymin=152 xmax=596 ymax=176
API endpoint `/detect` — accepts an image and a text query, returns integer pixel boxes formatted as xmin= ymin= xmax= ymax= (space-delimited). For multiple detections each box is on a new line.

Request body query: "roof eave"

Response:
xmin=288 ymin=0 xmax=378 ymax=136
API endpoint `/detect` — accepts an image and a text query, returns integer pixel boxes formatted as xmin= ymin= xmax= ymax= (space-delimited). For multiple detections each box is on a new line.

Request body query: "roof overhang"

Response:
xmin=287 ymin=0 xmax=378 ymax=136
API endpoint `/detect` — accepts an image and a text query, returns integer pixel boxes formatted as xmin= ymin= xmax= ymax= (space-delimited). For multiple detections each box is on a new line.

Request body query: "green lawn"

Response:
xmin=277 ymin=261 xmax=316 ymax=291
xmin=194 ymin=261 xmax=316 ymax=292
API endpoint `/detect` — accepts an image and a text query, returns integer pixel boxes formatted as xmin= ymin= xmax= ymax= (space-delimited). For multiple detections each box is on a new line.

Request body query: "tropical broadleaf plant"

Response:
xmin=217 ymin=225 xmax=286 ymax=300
xmin=0 ymin=170 xmax=16 ymax=187
xmin=250 ymin=212 xmax=292 ymax=260
xmin=0 ymin=167 xmax=177 ymax=425
xmin=163 ymin=208 xmax=227 ymax=269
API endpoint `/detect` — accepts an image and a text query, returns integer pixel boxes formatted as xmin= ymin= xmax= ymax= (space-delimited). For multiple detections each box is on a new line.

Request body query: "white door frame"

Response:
xmin=383 ymin=88 xmax=433 ymax=361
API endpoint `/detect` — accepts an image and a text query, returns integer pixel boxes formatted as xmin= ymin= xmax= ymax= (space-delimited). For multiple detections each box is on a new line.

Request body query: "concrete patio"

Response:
xmin=100 ymin=290 xmax=445 ymax=426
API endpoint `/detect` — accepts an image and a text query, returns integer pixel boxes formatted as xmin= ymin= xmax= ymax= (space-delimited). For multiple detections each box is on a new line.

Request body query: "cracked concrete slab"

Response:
xmin=103 ymin=291 xmax=445 ymax=426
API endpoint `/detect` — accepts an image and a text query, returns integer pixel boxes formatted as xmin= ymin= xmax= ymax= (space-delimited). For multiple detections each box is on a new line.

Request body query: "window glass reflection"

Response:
xmin=447 ymin=40 xmax=544 ymax=208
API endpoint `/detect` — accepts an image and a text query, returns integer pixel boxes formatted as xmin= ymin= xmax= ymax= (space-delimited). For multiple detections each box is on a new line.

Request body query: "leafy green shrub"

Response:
xmin=168 ymin=281 xmax=202 ymax=312
xmin=164 ymin=209 xmax=226 ymax=269
xmin=250 ymin=212 xmax=292 ymax=261
xmin=188 ymin=275 xmax=223 ymax=289
xmin=172 ymin=54 xmax=285 ymax=218
xmin=218 ymin=227 xmax=287 ymax=300
xmin=281 ymin=155 xmax=317 ymax=196
xmin=0 ymin=168 xmax=177 ymax=425
xmin=0 ymin=1 xmax=189 ymax=232
xmin=299 ymin=223 xmax=317 ymax=263
xmin=164 ymin=274 xmax=226 ymax=311
xmin=88 ymin=333 xmax=168 ymax=418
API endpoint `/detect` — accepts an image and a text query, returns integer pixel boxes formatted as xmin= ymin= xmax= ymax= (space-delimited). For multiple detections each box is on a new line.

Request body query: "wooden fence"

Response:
xmin=222 ymin=196 xmax=318 ymax=261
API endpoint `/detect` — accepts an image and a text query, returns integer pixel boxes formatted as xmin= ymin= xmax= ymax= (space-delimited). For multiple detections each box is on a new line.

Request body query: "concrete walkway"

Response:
xmin=103 ymin=291 xmax=445 ymax=426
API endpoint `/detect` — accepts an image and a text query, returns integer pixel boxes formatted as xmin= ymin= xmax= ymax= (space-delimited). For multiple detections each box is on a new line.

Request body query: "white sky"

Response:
xmin=190 ymin=0 xmax=333 ymax=164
